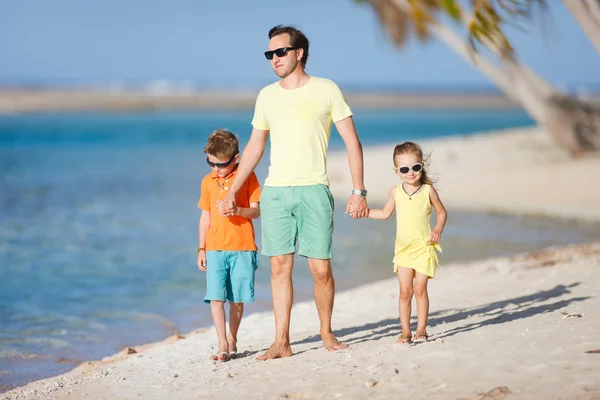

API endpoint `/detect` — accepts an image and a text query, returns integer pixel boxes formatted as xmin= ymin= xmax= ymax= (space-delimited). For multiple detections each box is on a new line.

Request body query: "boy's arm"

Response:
xmin=428 ymin=186 xmax=447 ymax=243
xmin=367 ymin=187 xmax=396 ymax=220
xmin=234 ymin=202 xmax=260 ymax=219
xmin=199 ymin=211 xmax=210 ymax=248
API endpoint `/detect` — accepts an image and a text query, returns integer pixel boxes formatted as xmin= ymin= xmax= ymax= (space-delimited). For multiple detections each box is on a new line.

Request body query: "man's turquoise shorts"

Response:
xmin=260 ymin=185 xmax=334 ymax=259
xmin=204 ymin=250 xmax=258 ymax=304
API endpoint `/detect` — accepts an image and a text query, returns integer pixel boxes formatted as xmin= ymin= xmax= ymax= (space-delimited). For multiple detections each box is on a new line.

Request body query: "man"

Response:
xmin=218 ymin=25 xmax=368 ymax=360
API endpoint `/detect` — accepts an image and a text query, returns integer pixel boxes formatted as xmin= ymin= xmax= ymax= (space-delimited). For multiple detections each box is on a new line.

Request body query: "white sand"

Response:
xmin=3 ymin=126 xmax=600 ymax=400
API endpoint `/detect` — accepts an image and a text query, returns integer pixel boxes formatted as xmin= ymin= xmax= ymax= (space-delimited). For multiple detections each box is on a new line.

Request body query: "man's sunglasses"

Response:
xmin=397 ymin=163 xmax=423 ymax=174
xmin=206 ymin=154 xmax=237 ymax=168
xmin=264 ymin=47 xmax=298 ymax=60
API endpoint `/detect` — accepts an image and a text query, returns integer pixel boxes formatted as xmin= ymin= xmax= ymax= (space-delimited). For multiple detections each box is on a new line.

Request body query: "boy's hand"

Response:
xmin=429 ymin=229 xmax=442 ymax=243
xmin=197 ymin=250 xmax=207 ymax=271
xmin=217 ymin=192 xmax=237 ymax=217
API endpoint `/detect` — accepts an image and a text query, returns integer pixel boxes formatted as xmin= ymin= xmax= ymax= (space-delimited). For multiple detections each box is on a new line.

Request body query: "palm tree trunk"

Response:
xmin=384 ymin=0 xmax=600 ymax=155
xmin=563 ymin=0 xmax=600 ymax=54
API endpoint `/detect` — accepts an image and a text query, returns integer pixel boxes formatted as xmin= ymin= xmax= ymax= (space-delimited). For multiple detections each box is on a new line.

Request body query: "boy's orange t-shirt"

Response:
xmin=198 ymin=169 xmax=261 ymax=251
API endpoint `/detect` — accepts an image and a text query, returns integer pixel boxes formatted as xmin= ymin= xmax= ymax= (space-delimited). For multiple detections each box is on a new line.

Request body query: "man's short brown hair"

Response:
xmin=204 ymin=128 xmax=239 ymax=160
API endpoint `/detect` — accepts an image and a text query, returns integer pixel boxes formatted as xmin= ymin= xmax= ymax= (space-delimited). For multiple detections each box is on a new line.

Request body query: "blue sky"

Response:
xmin=0 ymin=0 xmax=598 ymax=90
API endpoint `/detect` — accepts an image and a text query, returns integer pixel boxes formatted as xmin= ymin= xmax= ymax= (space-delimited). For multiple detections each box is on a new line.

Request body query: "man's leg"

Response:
xmin=256 ymin=254 xmax=295 ymax=360
xmin=307 ymin=258 xmax=347 ymax=351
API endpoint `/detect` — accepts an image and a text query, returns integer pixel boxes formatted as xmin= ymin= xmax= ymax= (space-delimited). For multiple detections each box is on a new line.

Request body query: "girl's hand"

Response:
xmin=429 ymin=229 xmax=442 ymax=243
xmin=197 ymin=251 xmax=207 ymax=271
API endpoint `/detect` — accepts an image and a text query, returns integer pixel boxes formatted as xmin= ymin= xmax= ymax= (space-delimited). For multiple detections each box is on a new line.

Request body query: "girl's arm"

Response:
xmin=367 ymin=186 xmax=397 ymax=220
xmin=233 ymin=202 xmax=260 ymax=219
xmin=429 ymin=186 xmax=447 ymax=243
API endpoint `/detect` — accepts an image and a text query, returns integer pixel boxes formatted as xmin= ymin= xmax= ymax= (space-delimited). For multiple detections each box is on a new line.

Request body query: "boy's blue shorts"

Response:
xmin=204 ymin=250 xmax=258 ymax=304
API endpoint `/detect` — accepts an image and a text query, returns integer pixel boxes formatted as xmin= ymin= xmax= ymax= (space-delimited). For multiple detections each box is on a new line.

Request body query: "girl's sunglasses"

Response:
xmin=206 ymin=154 xmax=237 ymax=168
xmin=264 ymin=47 xmax=298 ymax=60
xmin=397 ymin=163 xmax=423 ymax=174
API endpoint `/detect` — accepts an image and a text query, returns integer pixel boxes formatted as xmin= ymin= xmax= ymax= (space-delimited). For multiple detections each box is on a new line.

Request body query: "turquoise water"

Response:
xmin=2 ymin=110 xmax=600 ymax=391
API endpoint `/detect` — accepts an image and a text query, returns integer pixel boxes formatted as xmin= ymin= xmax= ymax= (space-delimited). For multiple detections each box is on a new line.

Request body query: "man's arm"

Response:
xmin=234 ymin=202 xmax=260 ymax=219
xmin=334 ymin=116 xmax=368 ymax=219
xmin=218 ymin=128 xmax=268 ymax=217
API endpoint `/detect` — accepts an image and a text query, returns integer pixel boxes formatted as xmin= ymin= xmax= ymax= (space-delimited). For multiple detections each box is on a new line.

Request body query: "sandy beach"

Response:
xmin=2 ymin=126 xmax=600 ymax=400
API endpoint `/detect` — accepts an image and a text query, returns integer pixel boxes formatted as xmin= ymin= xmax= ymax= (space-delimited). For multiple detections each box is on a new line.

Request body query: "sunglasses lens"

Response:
xmin=264 ymin=51 xmax=274 ymax=60
xmin=399 ymin=167 xmax=410 ymax=174
xmin=274 ymin=48 xmax=288 ymax=57
xmin=412 ymin=164 xmax=422 ymax=172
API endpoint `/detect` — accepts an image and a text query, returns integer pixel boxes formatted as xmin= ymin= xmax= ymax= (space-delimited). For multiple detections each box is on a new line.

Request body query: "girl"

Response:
xmin=359 ymin=142 xmax=447 ymax=344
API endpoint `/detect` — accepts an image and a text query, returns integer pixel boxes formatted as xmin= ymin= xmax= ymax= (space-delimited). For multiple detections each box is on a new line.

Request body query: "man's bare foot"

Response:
xmin=321 ymin=332 xmax=348 ymax=351
xmin=255 ymin=342 xmax=293 ymax=361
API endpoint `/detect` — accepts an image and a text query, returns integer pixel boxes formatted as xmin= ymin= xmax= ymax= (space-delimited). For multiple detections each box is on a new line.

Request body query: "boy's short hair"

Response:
xmin=204 ymin=129 xmax=239 ymax=160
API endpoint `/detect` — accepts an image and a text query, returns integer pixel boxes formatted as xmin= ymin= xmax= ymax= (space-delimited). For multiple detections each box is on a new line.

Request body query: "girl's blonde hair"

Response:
xmin=393 ymin=141 xmax=434 ymax=186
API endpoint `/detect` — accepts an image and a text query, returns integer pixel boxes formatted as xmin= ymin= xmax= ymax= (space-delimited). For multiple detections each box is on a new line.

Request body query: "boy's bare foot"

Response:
xmin=396 ymin=331 xmax=412 ymax=344
xmin=255 ymin=342 xmax=293 ymax=361
xmin=321 ymin=332 xmax=348 ymax=351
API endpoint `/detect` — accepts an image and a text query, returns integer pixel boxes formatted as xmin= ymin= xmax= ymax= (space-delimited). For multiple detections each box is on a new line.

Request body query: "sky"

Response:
xmin=0 ymin=0 xmax=598 ymax=91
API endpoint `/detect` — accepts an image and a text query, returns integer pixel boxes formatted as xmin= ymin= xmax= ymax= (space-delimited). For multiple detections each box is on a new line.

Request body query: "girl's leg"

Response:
xmin=397 ymin=266 xmax=415 ymax=343
xmin=413 ymin=272 xmax=430 ymax=340
xmin=210 ymin=300 xmax=229 ymax=360
xmin=228 ymin=301 xmax=244 ymax=356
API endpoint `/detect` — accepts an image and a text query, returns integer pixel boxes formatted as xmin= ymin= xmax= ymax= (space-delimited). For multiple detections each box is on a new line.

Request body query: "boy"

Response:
xmin=197 ymin=128 xmax=261 ymax=362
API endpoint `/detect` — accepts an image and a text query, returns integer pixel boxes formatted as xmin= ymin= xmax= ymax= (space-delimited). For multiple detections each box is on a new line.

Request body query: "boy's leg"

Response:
xmin=397 ymin=266 xmax=415 ymax=342
xmin=228 ymin=302 xmax=244 ymax=355
xmin=204 ymin=251 xmax=229 ymax=360
xmin=226 ymin=251 xmax=258 ymax=356
xmin=413 ymin=272 xmax=430 ymax=337
xmin=210 ymin=301 xmax=229 ymax=360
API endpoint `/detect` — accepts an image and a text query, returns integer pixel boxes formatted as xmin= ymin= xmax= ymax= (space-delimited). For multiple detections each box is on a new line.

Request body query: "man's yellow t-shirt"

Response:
xmin=251 ymin=76 xmax=352 ymax=187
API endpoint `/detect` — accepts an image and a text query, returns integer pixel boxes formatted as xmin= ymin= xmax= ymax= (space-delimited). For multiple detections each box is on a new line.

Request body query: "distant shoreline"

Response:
xmin=0 ymin=89 xmax=529 ymax=113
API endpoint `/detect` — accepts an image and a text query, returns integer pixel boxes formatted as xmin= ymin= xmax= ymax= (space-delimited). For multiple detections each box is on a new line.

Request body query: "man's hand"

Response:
xmin=429 ymin=229 xmax=442 ymax=243
xmin=197 ymin=250 xmax=207 ymax=271
xmin=217 ymin=192 xmax=237 ymax=217
xmin=345 ymin=194 xmax=368 ymax=219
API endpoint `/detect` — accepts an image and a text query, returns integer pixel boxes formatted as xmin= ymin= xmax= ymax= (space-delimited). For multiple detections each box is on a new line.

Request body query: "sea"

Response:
xmin=2 ymin=109 xmax=600 ymax=391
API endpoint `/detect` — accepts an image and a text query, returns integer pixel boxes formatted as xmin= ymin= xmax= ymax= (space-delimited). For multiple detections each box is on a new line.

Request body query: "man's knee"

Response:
xmin=271 ymin=254 xmax=293 ymax=278
xmin=309 ymin=259 xmax=332 ymax=284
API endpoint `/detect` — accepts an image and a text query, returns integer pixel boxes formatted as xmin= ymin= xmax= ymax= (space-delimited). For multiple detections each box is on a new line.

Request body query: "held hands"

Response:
xmin=197 ymin=250 xmax=207 ymax=271
xmin=217 ymin=192 xmax=237 ymax=217
xmin=429 ymin=229 xmax=442 ymax=243
xmin=345 ymin=194 xmax=368 ymax=219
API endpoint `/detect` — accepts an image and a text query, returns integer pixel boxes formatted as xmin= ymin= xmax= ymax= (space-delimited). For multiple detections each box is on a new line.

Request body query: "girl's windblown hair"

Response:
xmin=393 ymin=142 xmax=434 ymax=186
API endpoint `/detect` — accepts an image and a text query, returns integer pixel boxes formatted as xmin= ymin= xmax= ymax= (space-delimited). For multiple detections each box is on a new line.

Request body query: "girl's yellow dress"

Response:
xmin=393 ymin=183 xmax=442 ymax=278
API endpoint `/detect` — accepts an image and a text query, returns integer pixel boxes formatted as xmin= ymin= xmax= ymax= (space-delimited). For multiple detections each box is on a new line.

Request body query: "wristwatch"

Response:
xmin=351 ymin=189 xmax=367 ymax=197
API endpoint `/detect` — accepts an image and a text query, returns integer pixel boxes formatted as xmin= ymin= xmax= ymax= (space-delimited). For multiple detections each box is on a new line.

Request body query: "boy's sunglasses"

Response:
xmin=397 ymin=163 xmax=423 ymax=174
xmin=207 ymin=154 xmax=237 ymax=168
xmin=264 ymin=47 xmax=298 ymax=60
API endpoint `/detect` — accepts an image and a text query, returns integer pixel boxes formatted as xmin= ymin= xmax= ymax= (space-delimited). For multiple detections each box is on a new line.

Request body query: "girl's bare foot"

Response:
xmin=321 ymin=332 xmax=348 ymax=351
xmin=412 ymin=330 xmax=429 ymax=343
